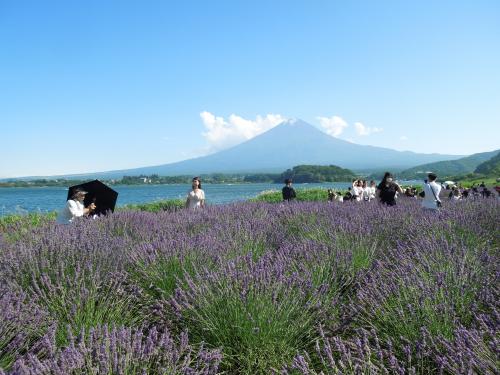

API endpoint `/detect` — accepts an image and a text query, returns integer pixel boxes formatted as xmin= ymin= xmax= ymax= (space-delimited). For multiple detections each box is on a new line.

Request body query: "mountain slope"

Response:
xmin=79 ymin=119 xmax=461 ymax=178
xmin=398 ymin=150 xmax=500 ymax=179
xmin=475 ymin=152 xmax=500 ymax=176
xmin=9 ymin=119 xmax=464 ymax=180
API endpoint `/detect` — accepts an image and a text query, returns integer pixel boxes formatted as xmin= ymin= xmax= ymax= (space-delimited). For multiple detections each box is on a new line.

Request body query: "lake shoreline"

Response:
xmin=1 ymin=183 xmax=357 ymax=217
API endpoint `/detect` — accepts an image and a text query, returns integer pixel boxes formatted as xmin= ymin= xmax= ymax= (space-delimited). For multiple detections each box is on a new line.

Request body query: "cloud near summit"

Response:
xmin=316 ymin=116 xmax=348 ymax=137
xmin=200 ymin=112 xmax=383 ymax=154
xmin=354 ymin=122 xmax=383 ymax=136
xmin=200 ymin=112 xmax=287 ymax=151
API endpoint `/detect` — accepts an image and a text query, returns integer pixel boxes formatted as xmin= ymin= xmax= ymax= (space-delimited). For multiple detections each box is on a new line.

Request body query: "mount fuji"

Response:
xmin=65 ymin=119 xmax=462 ymax=179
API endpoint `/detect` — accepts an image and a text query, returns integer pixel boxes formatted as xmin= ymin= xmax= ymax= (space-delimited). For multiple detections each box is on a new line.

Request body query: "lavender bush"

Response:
xmin=0 ymin=288 xmax=51 ymax=369
xmin=0 ymin=198 xmax=498 ymax=374
xmin=5 ymin=326 xmax=221 ymax=375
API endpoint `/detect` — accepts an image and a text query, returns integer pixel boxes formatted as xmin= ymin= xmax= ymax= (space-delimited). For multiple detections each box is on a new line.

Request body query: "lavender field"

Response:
xmin=0 ymin=199 xmax=498 ymax=374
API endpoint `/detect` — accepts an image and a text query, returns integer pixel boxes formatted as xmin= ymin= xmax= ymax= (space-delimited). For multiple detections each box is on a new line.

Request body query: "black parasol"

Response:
xmin=67 ymin=180 xmax=118 ymax=216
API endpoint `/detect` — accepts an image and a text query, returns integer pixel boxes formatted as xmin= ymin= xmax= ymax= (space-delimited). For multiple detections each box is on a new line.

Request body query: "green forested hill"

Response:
xmin=279 ymin=165 xmax=356 ymax=183
xmin=398 ymin=150 xmax=499 ymax=179
xmin=475 ymin=152 xmax=500 ymax=176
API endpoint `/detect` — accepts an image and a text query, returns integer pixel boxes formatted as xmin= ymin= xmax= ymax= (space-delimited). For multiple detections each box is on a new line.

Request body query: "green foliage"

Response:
xmin=355 ymin=230 xmax=487 ymax=356
xmin=181 ymin=275 xmax=320 ymax=373
xmin=0 ymin=212 xmax=57 ymax=229
xmin=242 ymin=173 xmax=280 ymax=183
xmin=180 ymin=224 xmax=377 ymax=374
xmin=0 ymin=200 xmax=186 ymax=233
xmin=0 ymin=164 xmax=357 ymax=188
xmin=398 ymin=150 xmax=499 ymax=180
xmin=474 ymin=151 xmax=500 ymax=176
xmin=130 ymin=254 xmax=198 ymax=302
xmin=120 ymin=199 xmax=185 ymax=213
xmin=438 ymin=174 xmax=498 ymax=187
xmin=0 ymin=179 xmax=91 ymax=188
xmin=10 ymin=248 xmax=144 ymax=348
xmin=279 ymin=165 xmax=356 ymax=183
xmin=252 ymin=188 xmax=344 ymax=203
xmin=0 ymin=212 xmax=57 ymax=239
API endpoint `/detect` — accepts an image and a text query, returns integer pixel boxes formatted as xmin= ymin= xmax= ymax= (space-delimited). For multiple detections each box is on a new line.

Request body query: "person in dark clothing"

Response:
xmin=481 ymin=187 xmax=491 ymax=198
xmin=327 ymin=189 xmax=336 ymax=202
xmin=405 ymin=187 xmax=416 ymax=198
xmin=344 ymin=187 xmax=354 ymax=201
xmin=376 ymin=172 xmax=403 ymax=206
xmin=282 ymin=179 xmax=297 ymax=202
xmin=448 ymin=189 xmax=454 ymax=199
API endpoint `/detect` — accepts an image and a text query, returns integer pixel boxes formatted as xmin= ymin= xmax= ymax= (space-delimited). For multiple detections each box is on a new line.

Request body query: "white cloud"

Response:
xmin=316 ymin=116 xmax=348 ymax=137
xmin=200 ymin=111 xmax=287 ymax=152
xmin=400 ymin=135 xmax=409 ymax=141
xmin=354 ymin=122 xmax=383 ymax=136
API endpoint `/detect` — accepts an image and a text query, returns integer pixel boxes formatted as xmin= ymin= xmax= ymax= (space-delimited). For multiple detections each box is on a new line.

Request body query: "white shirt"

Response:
xmin=352 ymin=186 xmax=363 ymax=201
xmin=57 ymin=200 xmax=85 ymax=224
xmin=361 ymin=187 xmax=372 ymax=201
xmin=369 ymin=186 xmax=376 ymax=199
xmin=186 ymin=189 xmax=205 ymax=209
xmin=422 ymin=181 xmax=442 ymax=210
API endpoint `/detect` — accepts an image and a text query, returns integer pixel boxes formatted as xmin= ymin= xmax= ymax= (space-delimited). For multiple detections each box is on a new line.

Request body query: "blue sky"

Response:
xmin=1 ymin=0 xmax=499 ymax=177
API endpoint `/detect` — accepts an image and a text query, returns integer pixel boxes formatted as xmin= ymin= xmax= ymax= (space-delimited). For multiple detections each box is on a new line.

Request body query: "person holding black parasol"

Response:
xmin=56 ymin=188 xmax=96 ymax=224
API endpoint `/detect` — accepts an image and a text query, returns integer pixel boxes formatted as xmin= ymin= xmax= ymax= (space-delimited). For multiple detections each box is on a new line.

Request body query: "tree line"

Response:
xmin=1 ymin=165 xmax=358 ymax=187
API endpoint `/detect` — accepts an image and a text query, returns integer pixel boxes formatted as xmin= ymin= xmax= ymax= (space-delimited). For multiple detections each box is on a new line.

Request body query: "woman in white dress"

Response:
xmin=56 ymin=189 xmax=96 ymax=224
xmin=185 ymin=177 xmax=205 ymax=209
xmin=369 ymin=180 xmax=377 ymax=201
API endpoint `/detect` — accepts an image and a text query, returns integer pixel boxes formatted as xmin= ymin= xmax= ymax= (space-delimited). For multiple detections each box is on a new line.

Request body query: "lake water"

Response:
xmin=0 ymin=182 xmax=354 ymax=216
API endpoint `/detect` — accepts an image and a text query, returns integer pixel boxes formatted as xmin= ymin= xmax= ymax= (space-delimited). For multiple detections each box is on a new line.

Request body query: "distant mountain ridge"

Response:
xmin=398 ymin=149 xmax=500 ymax=179
xmin=5 ymin=119 xmax=465 ymax=180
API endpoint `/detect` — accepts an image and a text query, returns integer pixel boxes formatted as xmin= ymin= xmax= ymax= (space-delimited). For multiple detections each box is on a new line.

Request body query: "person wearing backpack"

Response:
xmin=421 ymin=173 xmax=442 ymax=210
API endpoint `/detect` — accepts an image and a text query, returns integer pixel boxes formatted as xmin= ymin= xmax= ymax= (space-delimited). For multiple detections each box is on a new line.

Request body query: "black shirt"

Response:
xmin=377 ymin=182 xmax=398 ymax=205
xmin=282 ymin=186 xmax=296 ymax=201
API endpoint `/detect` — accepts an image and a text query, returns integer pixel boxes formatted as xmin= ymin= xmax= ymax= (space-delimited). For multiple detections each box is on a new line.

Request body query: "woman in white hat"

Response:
xmin=56 ymin=189 xmax=96 ymax=224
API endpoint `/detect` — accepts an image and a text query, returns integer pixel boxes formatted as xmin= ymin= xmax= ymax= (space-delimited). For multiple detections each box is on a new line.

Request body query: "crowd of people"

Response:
xmin=447 ymin=181 xmax=496 ymax=200
xmin=57 ymin=174 xmax=498 ymax=224
xmin=282 ymin=172 xmax=499 ymax=211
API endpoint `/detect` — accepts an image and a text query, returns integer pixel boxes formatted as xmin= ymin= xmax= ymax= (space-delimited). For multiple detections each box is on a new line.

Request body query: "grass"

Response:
xmin=119 ymin=199 xmax=185 ymax=212
xmin=252 ymin=188 xmax=337 ymax=203
xmin=440 ymin=173 xmax=498 ymax=188
xmin=0 ymin=199 xmax=185 ymax=234
xmin=0 ymin=211 xmax=57 ymax=232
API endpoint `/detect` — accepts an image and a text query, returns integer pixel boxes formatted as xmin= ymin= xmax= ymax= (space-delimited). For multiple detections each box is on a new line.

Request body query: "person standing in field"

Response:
xmin=421 ymin=173 xmax=442 ymax=210
xmin=327 ymin=189 xmax=336 ymax=202
xmin=352 ymin=179 xmax=363 ymax=202
xmin=451 ymin=187 xmax=462 ymax=201
xmin=57 ymin=189 xmax=96 ymax=224
xmin=185 ymin=176 xmax=205 ymax=209
xmin=361 ymin=180 xmax=372 ymax=201
xmin=336 ymin=192 xmax=344 ymax=202
xmin=377 ymin=172 xmax=403 ymax=206
xmin=369 ymin=180 xmax=377 ymax=200
xmin=282 ymin=179 xmax=297 ymax=202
